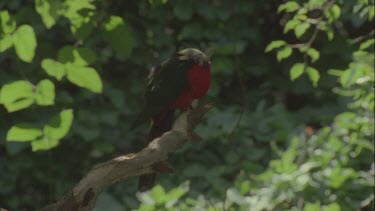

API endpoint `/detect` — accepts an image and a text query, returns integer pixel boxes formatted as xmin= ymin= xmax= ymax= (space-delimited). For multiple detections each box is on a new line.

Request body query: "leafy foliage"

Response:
xmin=0 ymin=0 xmax=373 ymax=210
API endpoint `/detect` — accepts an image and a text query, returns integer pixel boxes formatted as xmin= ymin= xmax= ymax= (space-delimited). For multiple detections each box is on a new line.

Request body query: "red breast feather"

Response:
xmin=169 ymin=63 xmax=210 ymax=109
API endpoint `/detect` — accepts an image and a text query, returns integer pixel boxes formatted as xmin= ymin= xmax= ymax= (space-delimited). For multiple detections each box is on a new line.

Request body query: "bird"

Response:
xmin=131 ymin=48 xmax=211 ymax=191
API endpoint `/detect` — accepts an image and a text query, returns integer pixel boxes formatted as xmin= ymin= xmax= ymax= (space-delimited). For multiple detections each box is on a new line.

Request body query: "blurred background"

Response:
xmin=0 ymin=0 xmax=374 ymax=210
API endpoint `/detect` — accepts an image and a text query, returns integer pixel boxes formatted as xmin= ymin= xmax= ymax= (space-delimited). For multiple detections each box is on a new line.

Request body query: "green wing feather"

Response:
xmin=131 ymin=57 xmax=193 ymax=128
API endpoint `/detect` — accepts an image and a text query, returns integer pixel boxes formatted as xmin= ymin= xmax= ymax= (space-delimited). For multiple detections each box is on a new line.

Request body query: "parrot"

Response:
xmin=132 ymin=48 xmax=211 ymax=191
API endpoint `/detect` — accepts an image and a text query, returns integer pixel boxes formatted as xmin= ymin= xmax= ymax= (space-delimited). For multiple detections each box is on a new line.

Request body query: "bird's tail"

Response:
xmin=138 ymin=109 xmax=174 ymax=191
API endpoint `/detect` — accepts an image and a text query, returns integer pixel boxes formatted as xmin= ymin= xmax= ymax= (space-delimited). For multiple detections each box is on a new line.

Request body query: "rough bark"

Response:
xmin=39 ymin=103 xmax=213 ymax=211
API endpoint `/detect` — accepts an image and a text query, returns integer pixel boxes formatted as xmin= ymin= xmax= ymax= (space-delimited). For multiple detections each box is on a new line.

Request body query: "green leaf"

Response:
xmin=307 ymin=66 xmax=320 ymax=87
xmin=325 ymin=4 xmax=341 ymax=22
xmin=70 ymin=13 xmax=94 ymax=40
xmin=265 ymin=40 xmax=286 ymax=52
xmin=151 ymin=185 xmax=166 ymax=203
xmin=369 ymin=5 xmax=375 ymax=21
xmin=102 ymin=16 xmax=132 ymax=58
xmin=35 ymin=0 xmax=61 ymax=29
xmin=0 ymin=80 xmax=35 ymax=112
xmin=0 ymin=10 xmax=16 ymax=34
xmin=307 ymin=48 xmax=320 ymax=63
xmin=35 ymin=79 xmax=55 ymax=105
xmin=6 ymin=124 xmax=42 ymax=142
xmin=290 ymin=63 xmax=305 ymax=81
xmin=66 ymin=65 xmax=103 ymax=93
xmin=325 ymin=203 xmax=340 ymax=211
xmin=61 ymin=0 xmax=95 ymax=19
xmin=57 ymin=46 xmax=96 ymax=66
xmin=308 ymin=0 xmax=325 ymax=7
xmin=0 ymin=34 xmax=13 ymax=52
xmin=328 ymin=166 xmax=356 ymax=188
xmin=321 ymin=23 xmax=334 ymax=41
xmin=359 ymin=39 xmax=374 ymax=50
xmin=278 ymin=2 xmax=299 ymax=13
xmin=226 ymin=188 xmax=246 ymax=205
xmin=284 ymin=19 xmax=300 ymax=33
xmin=294 ymin=22 xmax=310 ymax=38
xmin=164 ymin=182 xmax=189 ymax=207
xmin=12 ymin=25 xmax=37 ymax=62
xmin=31 ymin=137 xmax=59 ymax=151
xmin=41 ymin=58 xmax=66 ymax=80
xmin=60 ymin=0 xmax=95 ymax=40
xmin=43 ymin=109 xmax=74 ymax=140
xmin=304 ymin=202 xmax=321 ymax=211
xmin=277 ymin=47 xmax=292 ymax=61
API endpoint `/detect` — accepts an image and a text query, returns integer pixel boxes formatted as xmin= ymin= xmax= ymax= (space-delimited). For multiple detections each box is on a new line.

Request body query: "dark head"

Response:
xmin=176 ymin=48 xmax=210 ymax=67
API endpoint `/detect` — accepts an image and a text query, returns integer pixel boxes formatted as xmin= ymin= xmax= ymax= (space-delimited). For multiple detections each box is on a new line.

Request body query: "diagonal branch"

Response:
xmin=39 ymin=103 xmax=214 ymax=211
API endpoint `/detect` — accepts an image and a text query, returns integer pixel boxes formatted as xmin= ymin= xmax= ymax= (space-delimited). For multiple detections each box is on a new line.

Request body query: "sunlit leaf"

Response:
xmin=6 ymin=124 xmax=42 ymax=142
xmin=278 ymin=2 xmax=299 ymax=13
xmin=35 ymin=79 xmax=55 ymax=105
xmin=325 ymin=4 xmax=341 ymax=22
xmin=66 ymin=65 xmax=103 ymax=93
xmin=308 ymin=0 xmax=325 ymax=7
xmin=325 ymin=203 xmax=340 ymax=211
xmin=60 ymin=0 xmax=95 ymax=40
xmin=284 ymin=19 xmax=300 ymax=33
xmin=61 ymin=0 xmax=95 ymax=19
xmin=41 ymin=58 xmax=66 ymax=80
xmin=35 ymin=0 xmax=61 ymax=28
xmin=43 ymin=109 xmax=74 ymax=140
xmin=304 ymin=202 xmax=321 ymax=211
xmin=102 ymin=16 xmax=132 ymax=58
xmin=277 ymin=46 xmax=292 ymax=61
xmin=31 ymin=137 xmax=59 ymax=151
xmin=294 ymin=22 xmax=310 ymax=38
xmin=369 ymin=5 xmax=375 ymax=20
xmin=307 ymin=66 xmax=320 ymax=87
xmin=265 ymin=40 xmax=286 ymax=52
xmin=0 ymin=34 xmax=13 ymax=52
xmin=151 ymin=185 xmax=166 ymax=203
xmin=290 ymin=63 xmax=305 ymax=81
xmin=12 ymin=25 xmax=37 ymax=62
xmin=0 ymin=80 xmax=34 ymax=112
xmin=136 ymin=191 xmax=155 ymax=205
xmin=328 ymin=166 xmax=357 ymax=188
xmin=0 ymin=10 xmax=16 ymax=34
xmin=70 ymin=13 xmax=94 ymax=40
xmin=306 ymin=48 xmax=320 ymax=63
xmin=359 ymin=39 xmax=374 ymax=50
xmin=165 ymin=182 xmax=189 ymax=207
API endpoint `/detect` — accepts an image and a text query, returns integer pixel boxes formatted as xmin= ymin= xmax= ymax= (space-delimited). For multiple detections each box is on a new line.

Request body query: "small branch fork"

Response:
xmin=288 ymin=0 xmax=336 ymax=49
xmin=39 ymin=103 xmax=213 ymax=211
xmin=287 ymin=0 xmax=336 ymax=69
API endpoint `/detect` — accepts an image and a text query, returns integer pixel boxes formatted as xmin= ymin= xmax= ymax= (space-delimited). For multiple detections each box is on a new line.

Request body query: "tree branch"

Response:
xmin=39 ymin=103 xmax=214 ymax=211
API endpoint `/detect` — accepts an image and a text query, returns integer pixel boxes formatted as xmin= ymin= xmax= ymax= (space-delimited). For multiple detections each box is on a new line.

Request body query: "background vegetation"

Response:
xmin=0 ymin=0 xmax=374 ymax=210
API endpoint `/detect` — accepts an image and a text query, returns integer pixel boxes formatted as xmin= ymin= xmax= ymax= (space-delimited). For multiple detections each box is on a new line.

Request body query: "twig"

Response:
xmin=351 ymin=29 xmax=375 ymax=44
xmin=39 ymin=103 xmax=213 ymax=211
xmin=287 ymin=0 xmax=336 ymax=68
